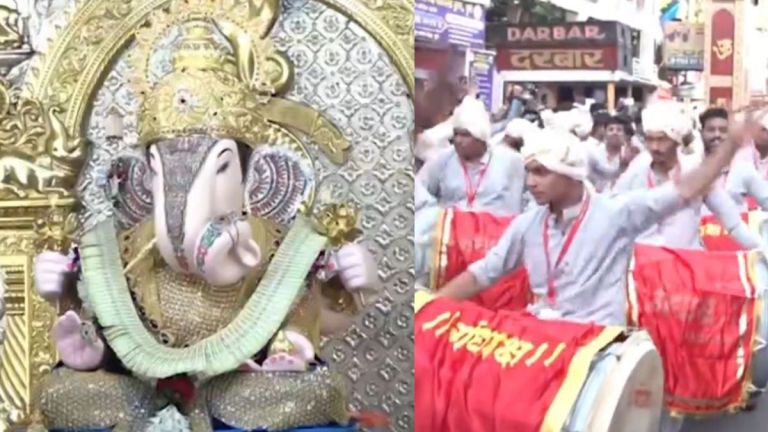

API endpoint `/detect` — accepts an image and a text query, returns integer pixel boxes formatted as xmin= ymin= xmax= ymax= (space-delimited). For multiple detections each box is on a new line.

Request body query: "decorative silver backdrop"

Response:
xmin=76 ymin=0 xmax=414 ymax=430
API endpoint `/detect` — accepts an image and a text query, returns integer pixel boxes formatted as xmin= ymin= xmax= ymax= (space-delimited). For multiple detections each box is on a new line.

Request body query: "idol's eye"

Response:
xmin=217 ymin=162 xmax=230 ymax=174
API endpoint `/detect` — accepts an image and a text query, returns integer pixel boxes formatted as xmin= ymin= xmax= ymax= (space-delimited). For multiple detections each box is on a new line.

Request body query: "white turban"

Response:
xmin=416 ymin=118 xmax=453 ymax=162
xmin=541 ymin=109 xmax=556 ymax=129
xmin=452 ymin=97 xmax=491 ymax=142
xmin=505 ymin=118 xmax=536 ymax=139
xmin=759 ymin=112 xmax=768 ymax=131
xmin=571 ymin=108 xmax=594 ymax=139
xmin=642 ymin=101 xmax=691 ymax=144
xmin=550 ymin=109 xmax=592 ymax=139
xmin=521 ymin=128 xmax=588 ymax=180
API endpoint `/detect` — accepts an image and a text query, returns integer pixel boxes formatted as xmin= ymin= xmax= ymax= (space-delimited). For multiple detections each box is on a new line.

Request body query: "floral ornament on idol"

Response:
xmin=312 ymin=203 xmax=362 ymax=281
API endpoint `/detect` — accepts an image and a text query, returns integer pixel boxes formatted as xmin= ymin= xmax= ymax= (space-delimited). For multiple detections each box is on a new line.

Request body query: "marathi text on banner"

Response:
xmin=627 ymin=245 xmax=760 ymax=414
xmin=415 ymin=292 xmax=622 ymax=432
xmin=432 ymin=209 xmax=531 ymax=311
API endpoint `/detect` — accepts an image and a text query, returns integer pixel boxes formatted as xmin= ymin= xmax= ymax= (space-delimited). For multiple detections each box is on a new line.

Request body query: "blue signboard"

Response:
xmin=415 ymin=0 xmax=486 ymax=47
xmin=470 ymin=50 xmax=495 ymax=110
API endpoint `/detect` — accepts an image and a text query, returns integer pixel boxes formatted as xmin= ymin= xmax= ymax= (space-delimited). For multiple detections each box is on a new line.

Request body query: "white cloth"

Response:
xmin=416 ymin=118 xmax=453 ymax=162
xmin=521 ymin=128 xmax=588 ymax=181
xmin=642 ymin=101 xmax=691 ymax=144
xmin=452 ymin=97 xmax=491 ymax=142
xmin=505 ymin=118 xmax=536 ymax=139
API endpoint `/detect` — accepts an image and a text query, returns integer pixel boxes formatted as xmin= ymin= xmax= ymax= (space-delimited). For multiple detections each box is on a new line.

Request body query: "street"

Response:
xmin=682 ymin=402 xmax=768 ymax=431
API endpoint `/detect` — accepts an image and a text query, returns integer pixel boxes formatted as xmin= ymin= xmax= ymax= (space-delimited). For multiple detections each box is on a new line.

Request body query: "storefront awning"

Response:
xmin=497 ymin=69 xmax=663 ymax=87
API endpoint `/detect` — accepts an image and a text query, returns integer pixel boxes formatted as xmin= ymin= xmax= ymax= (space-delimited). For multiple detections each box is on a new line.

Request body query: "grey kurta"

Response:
xmin=720 ymin=160 xmax=768 ymax=210
xmin=468 ymin=184 xmax=683 ymax=326
xmin=418 ymin=146 xmax=525 ymax=215
xmin=612 ymin=156 xmax=762 ymax=249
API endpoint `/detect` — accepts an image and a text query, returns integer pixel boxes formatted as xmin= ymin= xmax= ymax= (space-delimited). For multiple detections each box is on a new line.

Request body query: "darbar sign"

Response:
xmin=487 ymin=22 xmax=620 ymax=48
xmin=495 ymin=48 xmax=617 ymax=71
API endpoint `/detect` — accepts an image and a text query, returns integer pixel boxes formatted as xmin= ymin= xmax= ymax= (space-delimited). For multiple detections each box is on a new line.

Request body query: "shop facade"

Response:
xmin=415 ymin=0 xmax=493 ymax=106
xmin=487 ymin=21 xmax=660 ymax=111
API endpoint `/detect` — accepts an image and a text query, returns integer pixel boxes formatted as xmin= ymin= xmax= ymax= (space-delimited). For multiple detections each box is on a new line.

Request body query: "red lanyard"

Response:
xmin=460 ymin=157 xmax=490 ymax=207
xmin=542 ymin=194 xmax=591 ymax=305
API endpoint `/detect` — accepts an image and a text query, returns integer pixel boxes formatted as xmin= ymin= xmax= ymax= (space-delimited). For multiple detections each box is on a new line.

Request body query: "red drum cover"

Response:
xmin=432 ymin=209 xmax=531 ymax=311
xmin=415 ymin=292 xmax=622 ymax=432
xmin=628 ymin=245 xmax=760 ymax=414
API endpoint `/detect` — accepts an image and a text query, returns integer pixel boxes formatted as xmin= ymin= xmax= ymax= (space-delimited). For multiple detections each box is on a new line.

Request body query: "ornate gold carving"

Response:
xmin=0 ymin=5 xmax=23 ymax=50
xmin=0 ymin=201 xmax=70 ymax=426
xmin=0 ymin=81 xmax=83 ymax=200
xmin=24 ymin=0 xmax=413 ymax=158
xmin=129 ymin=1 xmax=351 ymax=163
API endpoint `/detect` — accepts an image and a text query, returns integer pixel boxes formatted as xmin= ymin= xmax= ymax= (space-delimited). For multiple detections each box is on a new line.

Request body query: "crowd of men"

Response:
xmin=415 ymin=89 xmax=768 ymax=431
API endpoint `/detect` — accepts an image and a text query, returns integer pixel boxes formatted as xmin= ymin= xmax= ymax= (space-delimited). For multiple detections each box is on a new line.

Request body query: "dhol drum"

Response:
xmin=628 ymin=245 xmax=768 ymax=415
xmin=415 ymin=290 xmax=663 ymax=432
xmin=415 ymin=207 xmax=531 ymax=311
xmin=699 ymin=207 xmax=768 ymax=252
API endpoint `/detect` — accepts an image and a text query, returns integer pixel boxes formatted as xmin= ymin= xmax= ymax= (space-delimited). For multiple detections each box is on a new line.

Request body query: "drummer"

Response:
xmin=611 ymin=102 xmax=762 ymax=249
xmin=437 ymin=124 xmax=742 ymax=326
xmin=701 ymin=107 xmax=768 ymax=211
xmin=418 ymin=97 xmax=526 ymax=215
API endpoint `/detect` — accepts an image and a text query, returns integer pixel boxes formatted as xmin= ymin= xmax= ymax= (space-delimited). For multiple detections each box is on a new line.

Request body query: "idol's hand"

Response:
xmin=33 ymin=251 xmax=71 ymax=300
xmin=330 ymin=243 xmax=379 ymax=294
xmin=53 ymin=310 xmax=105 ymax=371
xmin=194 ymin=214 xmax=261 ymax=275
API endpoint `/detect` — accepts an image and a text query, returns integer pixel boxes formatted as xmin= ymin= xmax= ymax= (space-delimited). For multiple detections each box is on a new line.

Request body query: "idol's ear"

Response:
xmin=245 ymin=147 xmax=313 ymax=225
xmin=107 ymin=155 xmax=153 ymax=230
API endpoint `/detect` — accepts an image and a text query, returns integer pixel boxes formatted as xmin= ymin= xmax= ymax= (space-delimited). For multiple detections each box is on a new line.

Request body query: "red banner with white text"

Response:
xmin=414 ymin=292 xmax=622 ymax=432
xmin=627 ymin=245 xmax=760 ymax=414
xmin=432 ymin=209 xmax=532 ymax=311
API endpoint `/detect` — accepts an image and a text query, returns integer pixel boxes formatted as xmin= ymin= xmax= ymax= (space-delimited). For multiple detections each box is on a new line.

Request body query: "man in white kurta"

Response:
xmin=437 ymin=125 xmax=744 ymax=327
xmin=418 ymin=97 xmax=526 ymax=215
xmin=612 ymin=102 xmax=762 ymax=250
xmin=700 ymin=107 xmax=768 ymax=211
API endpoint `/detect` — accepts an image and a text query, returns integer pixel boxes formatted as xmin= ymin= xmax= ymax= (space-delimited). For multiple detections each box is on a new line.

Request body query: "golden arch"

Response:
xmin=25 ymin=0 xmax=414 ymax=140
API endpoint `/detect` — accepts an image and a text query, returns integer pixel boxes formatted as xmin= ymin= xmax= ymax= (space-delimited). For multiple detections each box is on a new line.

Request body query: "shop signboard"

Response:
xmin=709 ymin=7 xmax=735 ymax=107
xmin=469 ymin=49 xmax=495 ymax=110
xmin=662 ymin=22 xmax=705 ymax=71
xmin=415 ymin=0 xmax=486 ymax=47
xmin=486 ymin=21 xmax=621 ymax=48
xmin=495 ymin=47 xmax=618 ymax=71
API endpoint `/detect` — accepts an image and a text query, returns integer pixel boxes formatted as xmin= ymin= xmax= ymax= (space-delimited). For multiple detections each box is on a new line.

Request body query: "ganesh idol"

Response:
xmin=31 ymin=18 xmax=380 ymax=432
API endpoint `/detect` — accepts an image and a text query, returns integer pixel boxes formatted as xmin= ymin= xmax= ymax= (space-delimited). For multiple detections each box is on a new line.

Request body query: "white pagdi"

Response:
xmin=550 ymin=108 xmax=593 ymax=139
xmin=416 ymin=118 xmax=453 ymax=162
xmin=521 ymin=128 xmax=589 ymax=180
xmin=505 ymin=118 xmax=536 ymax=139
xmin=642 ymin=101 xmax=692 ymax=144
xmin=452 ymin=97 xmax=491 ymax=142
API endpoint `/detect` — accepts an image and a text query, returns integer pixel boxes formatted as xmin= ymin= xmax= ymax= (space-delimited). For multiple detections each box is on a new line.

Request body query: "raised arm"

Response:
xmin=617 ymin=130 xmax=741 ymax=237
xmin=743 ymin=165 xmax=768 ymax=210
xmin=436 ymin=212 xmax=532 ymax=300
xmin=705 ymin=186 xmax=763 ymax=249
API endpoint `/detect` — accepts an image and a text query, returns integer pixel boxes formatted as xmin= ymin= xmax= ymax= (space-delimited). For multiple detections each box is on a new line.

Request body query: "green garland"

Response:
xmin=80 ymin=215 xmax=327 ymax=378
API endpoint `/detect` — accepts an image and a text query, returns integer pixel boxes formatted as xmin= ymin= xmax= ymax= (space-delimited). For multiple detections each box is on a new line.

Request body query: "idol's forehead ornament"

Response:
xmin=129 ymin=0 xmax=349 ymax=163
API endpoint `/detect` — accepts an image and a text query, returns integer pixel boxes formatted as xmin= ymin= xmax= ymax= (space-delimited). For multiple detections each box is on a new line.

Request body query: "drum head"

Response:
xmin=587 ymin=331 xmax=664 ymax=432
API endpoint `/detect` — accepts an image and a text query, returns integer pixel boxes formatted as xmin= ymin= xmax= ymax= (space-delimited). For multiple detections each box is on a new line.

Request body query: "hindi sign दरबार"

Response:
xmin=495 ymin=48 xmax=617 ymax=71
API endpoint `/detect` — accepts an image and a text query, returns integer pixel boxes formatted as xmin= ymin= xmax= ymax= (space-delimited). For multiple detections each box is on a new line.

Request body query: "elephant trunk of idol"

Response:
xmin=150 ymin=137 xmax=261 ymax=287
